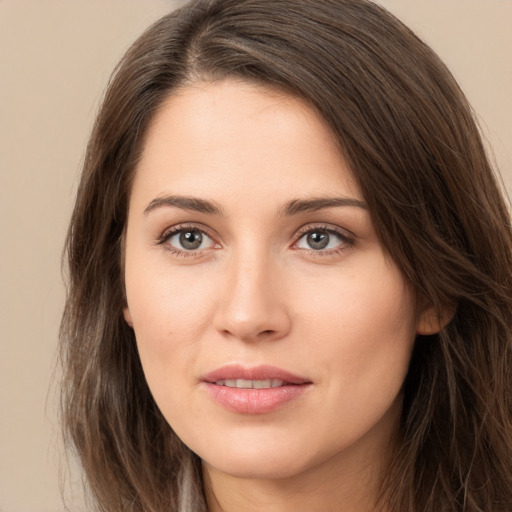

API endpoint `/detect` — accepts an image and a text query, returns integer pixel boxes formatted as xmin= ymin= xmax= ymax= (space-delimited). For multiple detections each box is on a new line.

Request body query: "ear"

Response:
xmin=416 ymin=303 xmax=455 ymax=335
xmin=123 ymin=307 xmax=134 ymax=328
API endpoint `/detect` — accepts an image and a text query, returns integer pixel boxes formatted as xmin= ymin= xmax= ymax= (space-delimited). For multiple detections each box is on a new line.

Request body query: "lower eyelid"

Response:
xmin=296 ymin=238 xmax=345 ymax=252
xmin=170 ymin=231 xmax=215 ymax=248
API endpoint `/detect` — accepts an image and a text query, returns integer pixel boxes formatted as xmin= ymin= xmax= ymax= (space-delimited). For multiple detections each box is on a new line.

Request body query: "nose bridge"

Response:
xmin=215 ymin=241 xmax=290 ymax=341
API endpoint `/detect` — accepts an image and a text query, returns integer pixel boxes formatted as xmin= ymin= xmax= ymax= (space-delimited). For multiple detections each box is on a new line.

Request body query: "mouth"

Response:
xmin=213 ymin=379 xmax=288 ymax=389
xmin=201 ymin=364 xmax=312 ymax=414
xmin=202 ymin=364 xmax=311 ymax=385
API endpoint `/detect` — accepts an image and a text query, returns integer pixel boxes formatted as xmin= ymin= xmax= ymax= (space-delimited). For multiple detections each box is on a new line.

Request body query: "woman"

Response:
xmin=60 ymin=0 xmax=512 ymax=511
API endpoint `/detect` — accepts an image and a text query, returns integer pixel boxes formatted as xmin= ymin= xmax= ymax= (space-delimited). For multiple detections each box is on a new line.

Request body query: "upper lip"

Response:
xmin=202 ymin=364 xmax=311 ymax=385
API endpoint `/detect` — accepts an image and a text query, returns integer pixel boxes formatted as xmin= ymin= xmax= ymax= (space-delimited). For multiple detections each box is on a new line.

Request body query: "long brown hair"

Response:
xmin=60 ymin=1 xmax=512 ymax=510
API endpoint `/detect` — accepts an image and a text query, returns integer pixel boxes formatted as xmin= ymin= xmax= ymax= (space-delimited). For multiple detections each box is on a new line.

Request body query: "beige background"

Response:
xmin=0 ymin=1 xmax=510 ymax=511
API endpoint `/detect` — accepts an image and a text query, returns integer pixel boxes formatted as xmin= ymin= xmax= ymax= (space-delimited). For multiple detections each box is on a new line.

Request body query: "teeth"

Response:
xmin=231 ymin=379 xmax=252 ymax=388
xmin=215 ymin=379 xmax=285 ymax=389
xmin=253 ymin=379 xmax=272 ymax=389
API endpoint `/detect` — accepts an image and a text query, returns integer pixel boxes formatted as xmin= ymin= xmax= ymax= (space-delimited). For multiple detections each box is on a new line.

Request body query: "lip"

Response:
xmin=202 ymin=364 xmax=311 ymax=384
xmin=201 ymin=364 xmax=312 ymax=414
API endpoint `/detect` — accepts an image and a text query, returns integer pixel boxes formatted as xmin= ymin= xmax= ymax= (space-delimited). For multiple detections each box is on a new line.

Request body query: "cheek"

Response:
xmin=125 ymin=274 xmax=215 ymax=435
xmin=296 ymin=260 xmax=416 ymax=390
xmin=124 ymin=261 xmax=218 ymax=389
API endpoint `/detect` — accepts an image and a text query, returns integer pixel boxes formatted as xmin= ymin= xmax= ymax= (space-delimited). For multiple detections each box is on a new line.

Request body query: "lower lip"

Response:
xmin=203 ymin=383 xmax=311 ymax=414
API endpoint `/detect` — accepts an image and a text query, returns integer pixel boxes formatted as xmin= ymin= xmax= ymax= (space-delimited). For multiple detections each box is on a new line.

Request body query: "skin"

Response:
xmin=123 ymin=78 xmax=442 ymax=512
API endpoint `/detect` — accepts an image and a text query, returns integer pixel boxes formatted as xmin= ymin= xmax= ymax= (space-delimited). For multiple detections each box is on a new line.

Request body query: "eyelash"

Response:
xmin=293 ymin=224 xmax=355 ymax=256
xmin=157 ymin=223 xmax=218 ymax=258
xmin=157 ymin=223 xmax=354 ymax=258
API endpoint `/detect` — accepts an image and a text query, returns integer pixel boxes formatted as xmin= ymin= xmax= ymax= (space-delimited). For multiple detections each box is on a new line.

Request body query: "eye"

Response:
xmin=295 ymin=228 xmax=351 ymax=252
xmin=164 ymin=227 xmax=216 ymax=252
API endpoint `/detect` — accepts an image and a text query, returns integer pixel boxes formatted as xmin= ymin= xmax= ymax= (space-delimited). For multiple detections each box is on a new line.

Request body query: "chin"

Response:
xmin=195 ymin=432 xmax=328 ymax=481
xmin=203 ymin=453 xmax=312 ymax=481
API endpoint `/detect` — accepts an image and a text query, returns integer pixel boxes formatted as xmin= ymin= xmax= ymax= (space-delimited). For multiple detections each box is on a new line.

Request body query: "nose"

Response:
xmin=213 ymin=250 xmax=292 ymax=343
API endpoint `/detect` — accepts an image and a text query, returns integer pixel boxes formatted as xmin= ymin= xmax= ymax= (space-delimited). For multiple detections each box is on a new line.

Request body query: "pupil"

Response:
xmin=180 ymin=230 xmax=202 ymax=250
xmin=307 ymin=231 xmax=329 ymax=250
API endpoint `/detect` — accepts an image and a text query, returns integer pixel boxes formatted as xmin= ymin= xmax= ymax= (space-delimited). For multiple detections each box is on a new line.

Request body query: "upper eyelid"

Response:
xmin=294 ymin=223 xmax=354 ymax=239
xmin=160 ymin=223 xmax=218 ymax=241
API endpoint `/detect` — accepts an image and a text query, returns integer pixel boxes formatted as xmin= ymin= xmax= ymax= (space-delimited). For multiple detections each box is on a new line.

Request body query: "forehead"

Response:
xmin=131 ymin=78 xmax=361 ymax=209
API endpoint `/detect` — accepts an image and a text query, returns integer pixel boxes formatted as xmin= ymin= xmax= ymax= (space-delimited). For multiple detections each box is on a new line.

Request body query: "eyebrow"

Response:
xmin=143 ymin=194 xmax=367 ymax=217
xmin=144 ymin=195 xmax=224 ymax=216
xmin=279 ymin=196 xmax=367 ymax=216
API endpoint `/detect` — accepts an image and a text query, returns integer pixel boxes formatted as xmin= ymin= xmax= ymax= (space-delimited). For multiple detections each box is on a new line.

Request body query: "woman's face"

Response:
xmin=123 ymin=79 xmax=430 ymax=484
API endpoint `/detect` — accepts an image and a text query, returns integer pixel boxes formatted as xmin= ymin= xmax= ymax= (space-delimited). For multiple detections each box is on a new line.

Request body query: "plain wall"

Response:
xmin=0 ymin=1 xmax=510 ymax=511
